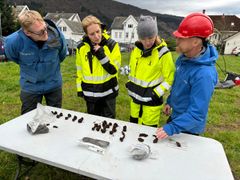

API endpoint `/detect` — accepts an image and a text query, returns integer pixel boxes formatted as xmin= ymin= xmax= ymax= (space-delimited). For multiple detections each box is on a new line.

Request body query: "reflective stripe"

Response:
xmin=128 ymin=76 xmax=163 ymax=87
xmin=83 ymin=74 xmax=111 ymax=81
xmin=161 ymin=81 xmax=171 ymax=90
xmin=83 ymin=85 xmax=119 ymax=97
xmin=155 ymin=86 xmax=164 ymax=96
xmin=158 ymin=46 xmax=169 ymax=59
xmin=99 ymin=56 xmax=109 ymax=65
xmin=128 ymin=90 xmax=152 ymax=102
xmin=76 ymin=66 xmax=82 ymax=70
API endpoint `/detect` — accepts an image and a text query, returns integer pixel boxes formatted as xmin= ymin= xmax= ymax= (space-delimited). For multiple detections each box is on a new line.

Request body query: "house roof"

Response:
xmin=45 ymin=13 xmax=76 ymax=23
xmin=110 ymin=15 xmax=156 ymax=30
xmin=12 ymin=5 xmax=29 ymax=17
xmin=224 ymin=31 xmax=240 ymax=41
xmin=209 ymin=15 xmax=240 ymax=31
xmin=15 ymin=5 xmax=26 ymax=15
xmin=110 ymin=17 xmax=128 ymax=29
xmin=60 ymin=19 xmax=84 ymax=34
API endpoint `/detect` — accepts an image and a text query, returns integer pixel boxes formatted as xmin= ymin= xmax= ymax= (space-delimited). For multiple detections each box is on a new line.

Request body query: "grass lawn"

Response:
xmin=0 ymin=52 xmax=239 ymax=179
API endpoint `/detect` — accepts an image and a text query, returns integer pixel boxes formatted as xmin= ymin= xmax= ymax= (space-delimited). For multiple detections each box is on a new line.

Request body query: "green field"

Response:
xmin=0 ymin=52 xmax=239 ymax=179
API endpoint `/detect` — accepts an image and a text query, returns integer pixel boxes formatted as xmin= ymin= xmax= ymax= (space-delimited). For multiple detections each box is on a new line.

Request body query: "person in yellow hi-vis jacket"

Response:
xmin=76 ymin=15 xmax=121 ymax=118
xmin=126 ymin=15 xmax=175 ymax=127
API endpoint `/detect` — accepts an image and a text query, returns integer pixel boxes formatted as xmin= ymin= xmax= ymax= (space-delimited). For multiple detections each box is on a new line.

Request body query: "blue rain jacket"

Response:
xmin=4 ymin=19 xmax=67 ymax=94
xmin=164 ymin=44 xmax=218 ymax=135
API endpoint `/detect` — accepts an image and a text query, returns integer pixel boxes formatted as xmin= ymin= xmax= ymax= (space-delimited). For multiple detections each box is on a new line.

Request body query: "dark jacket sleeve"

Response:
xmin=95 ymin=46 xmax=117 ymax=75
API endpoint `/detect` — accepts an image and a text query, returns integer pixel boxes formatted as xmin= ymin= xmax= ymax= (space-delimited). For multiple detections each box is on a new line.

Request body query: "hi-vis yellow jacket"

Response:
xmin=126 ymin=40 xmax=175 ymax=106
xmin=76 ymin=33 xmax=121 ymax=102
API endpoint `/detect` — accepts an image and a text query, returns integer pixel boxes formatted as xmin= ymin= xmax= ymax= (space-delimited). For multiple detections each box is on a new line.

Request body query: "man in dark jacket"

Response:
xmin=4 ymin=10 xmax=67 ymax=114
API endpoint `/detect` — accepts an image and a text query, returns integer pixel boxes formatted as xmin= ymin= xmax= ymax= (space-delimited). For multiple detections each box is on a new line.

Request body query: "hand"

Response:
xmin=156 ymin=127 xmax=168 ymax=140
xmin=93 ymin=44 xmax=101 ymax=51
xmin=163 ymin=104 xmax=171 ymax=116
xmin=94 ymin=45 xmax=106 ymax=60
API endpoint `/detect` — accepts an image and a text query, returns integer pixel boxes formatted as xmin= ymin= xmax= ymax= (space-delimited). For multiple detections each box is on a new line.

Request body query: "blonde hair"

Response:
xmin=82 ymin=15 xmax=102 ymax=34
xmin=18 ymin=10 xmax=44 ymax=30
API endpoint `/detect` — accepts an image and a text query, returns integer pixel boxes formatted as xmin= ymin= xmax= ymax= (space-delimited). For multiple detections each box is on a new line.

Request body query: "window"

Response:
xmin=132 ymin=33 xmax=134 ymax=38
xmin=115 ymin=32 xmax=118 ymax=38
xmin=126 ymin=32 xmax=129 ymax=38
xmin=128 ymin=24 xmax=133 ymax=28
xmin=119 ymin=32 xmax=122 ymax=38
xmin=58 ymin=27 xmax=62 ymax=31
xmin=63 ymin=27 xmax=67 ymax=31
xmin=214 ymin=34 xmax=217 ymax=39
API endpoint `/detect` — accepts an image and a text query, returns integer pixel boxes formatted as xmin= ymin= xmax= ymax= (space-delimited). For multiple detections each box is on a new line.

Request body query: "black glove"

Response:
xmin=77 ymin=91 xmax=84 ymax=97
xmin=95 ymin=46 xmax=106 ymax=60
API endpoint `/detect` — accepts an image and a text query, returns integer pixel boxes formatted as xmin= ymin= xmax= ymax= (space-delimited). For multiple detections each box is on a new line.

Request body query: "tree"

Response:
xmin=0 ymin=0 xmax=17 ymax=36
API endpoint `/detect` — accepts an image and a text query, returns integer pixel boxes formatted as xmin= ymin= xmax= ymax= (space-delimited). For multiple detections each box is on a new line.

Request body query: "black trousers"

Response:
xmin=86 ymin=98 xmax=116 ymax=118
xmin=20 ymin=87 xmax=62 ymax=115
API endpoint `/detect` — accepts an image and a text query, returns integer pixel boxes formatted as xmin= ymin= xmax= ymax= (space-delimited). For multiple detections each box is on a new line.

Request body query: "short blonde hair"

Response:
xmin=82 ymin=15 xmax=102 ymax=34
xmin=18 ymin=10 xmax=44 ymax=30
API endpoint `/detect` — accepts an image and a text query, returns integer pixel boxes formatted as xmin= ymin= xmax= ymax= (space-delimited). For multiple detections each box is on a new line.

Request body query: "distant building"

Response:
xmin=223 ymin=32 xmax=240 ymax=54
xmin=208 ymin=14 xmax=240 ymax=54
xmin=12 ymin=5 xmax=29 ymax=18
xmin=110 ymin=15 xmax=157 ymax=45
xmin=45 ymin=13 xmax=81 ymax=23
xmin=110 ymin=15 xmax=138 ymax=45
xmin=56 ymin=18 xmax=84 ymax=45
xmin=45 ymin=13 xmax=83 ymax=50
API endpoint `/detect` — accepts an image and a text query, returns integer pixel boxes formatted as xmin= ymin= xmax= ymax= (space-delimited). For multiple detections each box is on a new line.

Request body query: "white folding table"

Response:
xmin=0 ymin=106 xmax=234 ymax=180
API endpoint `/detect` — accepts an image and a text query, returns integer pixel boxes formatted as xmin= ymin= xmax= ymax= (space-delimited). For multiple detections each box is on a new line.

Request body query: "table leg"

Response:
xmin=14 ymin=155 xmax=38 ymax=180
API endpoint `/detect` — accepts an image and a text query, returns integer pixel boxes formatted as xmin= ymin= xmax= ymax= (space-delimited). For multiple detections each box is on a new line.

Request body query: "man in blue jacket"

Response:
xmin=156 ymin=13 xmax=218 ymax=139
xmin=4 ymin=10 xmax=67 ymax=114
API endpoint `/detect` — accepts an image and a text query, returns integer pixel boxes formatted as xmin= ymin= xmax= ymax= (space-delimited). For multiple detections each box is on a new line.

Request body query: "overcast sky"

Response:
xmin=114 ymin=0 xmax=240 ymax=17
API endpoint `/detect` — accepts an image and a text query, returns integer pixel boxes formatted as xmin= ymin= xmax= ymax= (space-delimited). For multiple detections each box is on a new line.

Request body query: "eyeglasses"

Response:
xmin=29 ymin=25 xmax=48 ymax=36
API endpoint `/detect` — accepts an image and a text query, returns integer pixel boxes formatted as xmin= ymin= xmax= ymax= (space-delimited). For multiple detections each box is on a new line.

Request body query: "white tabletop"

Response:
xmin=0 ymin=106 xmax=234 ymax=180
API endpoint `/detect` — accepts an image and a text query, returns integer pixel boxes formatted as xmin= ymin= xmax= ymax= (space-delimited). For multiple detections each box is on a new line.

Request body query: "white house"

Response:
xmin=56 ymin=18 xmax=84 ymax=48
xmin=45 ymin=13 xmax=83 ymax=49
xmin=208 ymin=15 xmax=240 ymax=47
xmin=111 ymin=15 xmax=143 ymax=45
xmin=111 ymin=15 xmax=157 ymax=45
xmin=223 ymin=32 xmax=240 ymax=54
xmin=110 ymin=15 xmax=138 ymax=44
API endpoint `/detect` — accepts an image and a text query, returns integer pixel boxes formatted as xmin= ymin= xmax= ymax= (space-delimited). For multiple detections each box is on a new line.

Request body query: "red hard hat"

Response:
xmin=173 ymin=12 xmax=214 ymax=38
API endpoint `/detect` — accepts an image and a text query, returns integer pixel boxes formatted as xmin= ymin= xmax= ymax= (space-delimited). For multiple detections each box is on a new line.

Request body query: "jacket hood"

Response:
xmin=134 ymin=39 xmax=168 ymax=57
xmin=179 ymin=44 xmax=218 ymax=66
